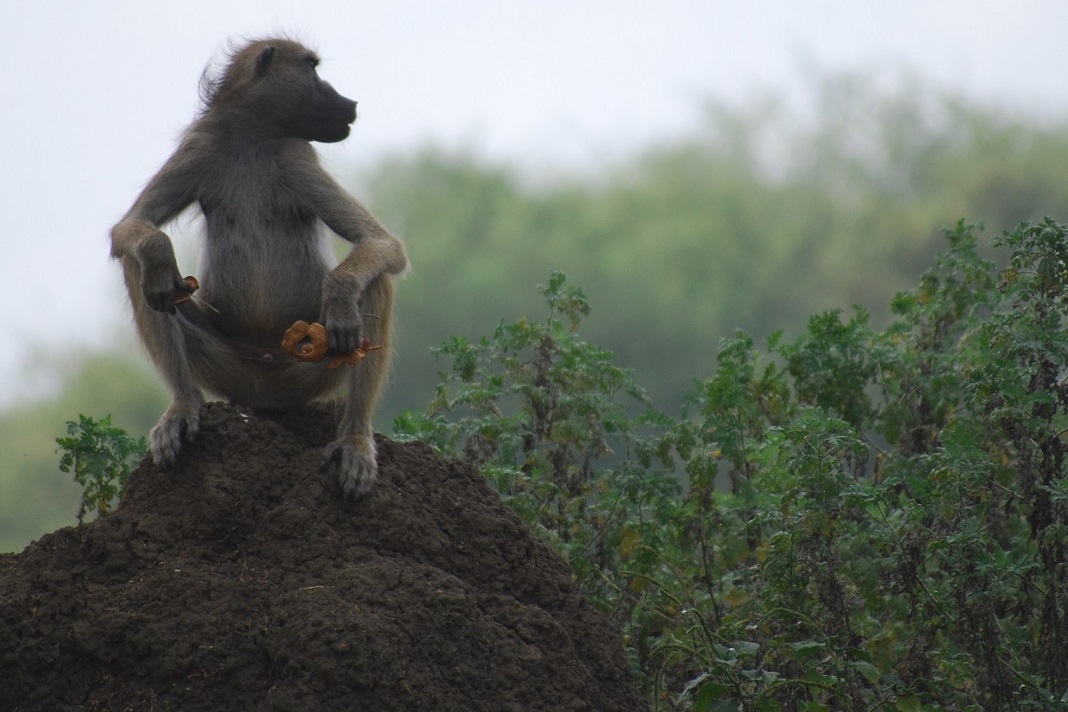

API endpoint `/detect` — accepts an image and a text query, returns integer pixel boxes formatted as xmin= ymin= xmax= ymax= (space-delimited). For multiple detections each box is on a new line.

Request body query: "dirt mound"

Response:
xmin=0 ymin=403 xmax=647 ymax=711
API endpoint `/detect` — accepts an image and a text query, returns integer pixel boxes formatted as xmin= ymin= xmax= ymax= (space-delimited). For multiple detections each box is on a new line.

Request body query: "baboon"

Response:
xmin=110 ymin=37 xmax=408 ymax=499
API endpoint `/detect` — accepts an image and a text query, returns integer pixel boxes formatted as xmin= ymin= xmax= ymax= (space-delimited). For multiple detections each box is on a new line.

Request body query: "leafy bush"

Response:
xmin=56 ymin=414 xmax=146 ymax=523
xmin=396 ymin=219 xmax=1068 ymax=710
xmin=393 ymin=272 xmax=677 ymax=587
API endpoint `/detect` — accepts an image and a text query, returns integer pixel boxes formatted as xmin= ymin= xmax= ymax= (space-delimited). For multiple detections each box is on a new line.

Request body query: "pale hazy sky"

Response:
xmin=1 ymin=0 xmax=1065 ymax=405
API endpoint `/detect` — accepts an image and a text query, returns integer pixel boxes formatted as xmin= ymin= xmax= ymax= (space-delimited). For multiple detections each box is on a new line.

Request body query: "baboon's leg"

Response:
xmin=322 ymin=274 xmax=395 ymax=498
xmin=120 ymin=257 xmax=205 ymax=464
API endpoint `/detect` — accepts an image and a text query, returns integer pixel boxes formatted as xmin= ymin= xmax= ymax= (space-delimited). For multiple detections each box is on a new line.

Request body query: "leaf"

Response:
xmin=895 ymin=696 xmax=922 ymax=712
xmin=733 ymin=640 xmax=760 ymax=657
xmin=617 ymin=527 xmax=640 ymax=560
xmin=789 ymin=640 xmax=825 ymax=661
xmin=850 ymin=660 xmax=881 ymax=684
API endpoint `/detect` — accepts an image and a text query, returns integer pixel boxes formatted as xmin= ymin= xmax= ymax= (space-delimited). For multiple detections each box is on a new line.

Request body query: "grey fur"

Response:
xmin=111 ymin=38 xmax=408 ymax=499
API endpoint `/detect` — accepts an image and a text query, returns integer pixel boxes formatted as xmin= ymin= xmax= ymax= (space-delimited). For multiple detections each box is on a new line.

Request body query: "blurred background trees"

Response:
xmin=6 ymin=74 xmax=1068 ymax=552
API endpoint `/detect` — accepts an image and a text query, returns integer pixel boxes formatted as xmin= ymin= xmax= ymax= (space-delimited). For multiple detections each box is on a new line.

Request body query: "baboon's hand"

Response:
xmin=138 ymin=233 xmax=189 ymax=314
xmin=141 ymin=267 xmax=190 ymax=314
xmin=321 ymin=272 xmax=364 ymax=354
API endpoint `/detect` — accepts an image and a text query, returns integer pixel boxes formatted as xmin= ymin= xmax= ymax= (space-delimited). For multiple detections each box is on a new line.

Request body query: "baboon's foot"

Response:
xmin=149 ymin=398 xmax=203 ymax=466
xmin=321 ymin=432 xmax=377 ymax=500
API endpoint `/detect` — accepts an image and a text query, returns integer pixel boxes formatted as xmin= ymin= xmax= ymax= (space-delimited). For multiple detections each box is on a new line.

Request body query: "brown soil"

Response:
xmin=0 ymin=403 xmax=647 ymax=712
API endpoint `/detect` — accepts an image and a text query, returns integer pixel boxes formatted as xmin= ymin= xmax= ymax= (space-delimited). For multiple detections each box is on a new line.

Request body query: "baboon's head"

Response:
xmin=201 ymin=37 xmax=358 ymax=143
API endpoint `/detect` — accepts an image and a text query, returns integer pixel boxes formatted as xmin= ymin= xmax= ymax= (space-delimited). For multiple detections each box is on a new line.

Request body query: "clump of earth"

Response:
xmin=0 ymin=403 xmax=647 ymax=711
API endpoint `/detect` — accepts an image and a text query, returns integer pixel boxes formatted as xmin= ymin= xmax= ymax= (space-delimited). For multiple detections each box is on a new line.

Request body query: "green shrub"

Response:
xmin=56 ymin=414 xmax=146 ymax=523
xmin=394 ymin=272 xmax=679 ymax=623
xmin=397 ymin=218 xmax=1068 ymax=710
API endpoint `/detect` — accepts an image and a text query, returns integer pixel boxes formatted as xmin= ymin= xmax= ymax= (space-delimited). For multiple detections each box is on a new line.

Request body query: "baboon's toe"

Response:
xmin=149 ymin=401 xmax=202 ymax=467
xmin=321 ymin=435 xmax=377 ymax=500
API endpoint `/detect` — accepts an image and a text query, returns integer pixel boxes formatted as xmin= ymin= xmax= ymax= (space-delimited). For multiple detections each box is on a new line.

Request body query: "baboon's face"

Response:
xmin=296 ymin=68 xmax=358 ymax=143
xmin=295 ymin=64 xmax=357 ymax=143
xmin=223 ymin=43 xmax=359 ymax=144
xmin=260 ymin=48 xmax=357 ymax=144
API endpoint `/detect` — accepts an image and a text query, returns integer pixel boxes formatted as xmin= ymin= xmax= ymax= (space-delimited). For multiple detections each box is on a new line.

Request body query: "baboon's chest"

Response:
xmin=197 ymin=218 xmax=329 ymax=340
xmin=200 ymin=182 xmax=314 ymax=233
xmin=194 ymin=151 xmax=331 ymax=336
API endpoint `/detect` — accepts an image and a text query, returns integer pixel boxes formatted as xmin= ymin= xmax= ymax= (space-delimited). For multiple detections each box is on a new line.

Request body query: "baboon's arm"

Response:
xmin=324 ymin=191 xmax=409 ymax=284
xmin=111 ymin=150 xmax=200 ymax=313
xmin=298 ymin=158 xmax=407 ymax=354
xmin=301 ymin=164 xmax=408 ymax=282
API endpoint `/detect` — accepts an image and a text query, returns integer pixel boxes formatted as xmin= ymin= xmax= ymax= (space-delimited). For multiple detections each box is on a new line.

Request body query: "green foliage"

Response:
xmin=0 ymin=351 xmax=165 ymax=553
xmin=397 ymin=221 xmax=1068 ymax=709
xmin=372 ymin=75 xmax=1068 ymax=421
xmin=56 ymin=414 xmax=146 ymax=524
xmin=395 ymin=272 xmax=678 ymax=599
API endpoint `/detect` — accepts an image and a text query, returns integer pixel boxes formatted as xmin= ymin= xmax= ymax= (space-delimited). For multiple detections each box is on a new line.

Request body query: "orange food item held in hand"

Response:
xmin=281 ymin=321 xmax=330 ymax=362
xmin=281 ymin=320 xmax=381 ymax=367
xmin=173 ymin=276 xmax=200 ymax=305
xmin=328 ymin=340 xmax=382 ymax=368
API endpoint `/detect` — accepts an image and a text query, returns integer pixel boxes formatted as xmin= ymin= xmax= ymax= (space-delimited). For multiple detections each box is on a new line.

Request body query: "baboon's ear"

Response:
xmin=254 ymin=46 xmax=276 ymax=78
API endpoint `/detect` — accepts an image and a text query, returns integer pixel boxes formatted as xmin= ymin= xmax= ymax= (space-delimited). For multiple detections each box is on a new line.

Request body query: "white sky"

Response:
xmin=1 ymin=0 xmax=1066 ymax=406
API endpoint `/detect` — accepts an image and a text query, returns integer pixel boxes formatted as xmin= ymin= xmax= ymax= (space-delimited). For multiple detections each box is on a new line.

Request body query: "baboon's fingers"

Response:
xmin=143 ymin=275 xmax=189 ymax=314
xmin=320 ymin=271 xmax=364 ymax=354
xmin=325 ymin=315 xmax=363 ymax=356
